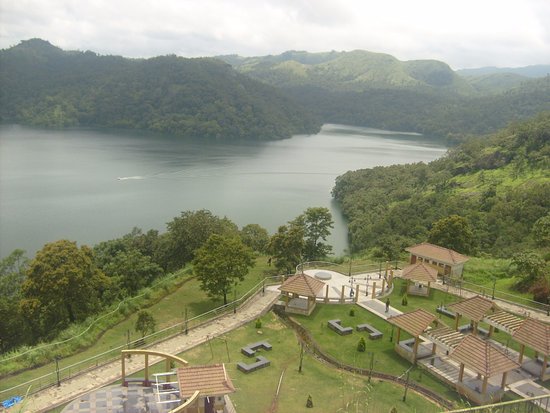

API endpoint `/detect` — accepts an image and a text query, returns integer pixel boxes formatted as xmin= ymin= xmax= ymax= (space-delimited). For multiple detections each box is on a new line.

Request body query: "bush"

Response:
xmin=357 ymin=337 xmax=366 ymax=352
xmin=349 ymin=309 xmax=355 ymax=317
xmin=255 ymin=319 xmax=262 ymax=329
xmin=401 ymin=295 xmax=408 ymax=306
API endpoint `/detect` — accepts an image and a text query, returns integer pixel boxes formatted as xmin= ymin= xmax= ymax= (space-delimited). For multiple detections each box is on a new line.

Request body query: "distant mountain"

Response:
xmin=457 ymin=65 xmax=550 ymax=78
xmin=220 ymin=50 xmax=475 ymax=95
xmin=220 ymin=51 xmax=550 ymax=142
xmin=0 ymin=39 xmax=321 ymax=140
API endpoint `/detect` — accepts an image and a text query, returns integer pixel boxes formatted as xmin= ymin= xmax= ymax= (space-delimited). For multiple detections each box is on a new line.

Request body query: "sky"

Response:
xmin=1 ymin=0 xmax=549 ymax=69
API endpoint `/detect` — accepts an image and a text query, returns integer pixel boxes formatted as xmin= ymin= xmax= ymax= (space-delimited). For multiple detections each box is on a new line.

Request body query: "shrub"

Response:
xmin=357 ymin=337 xmax=366 ymax=352
xmin=349 ymin=309 xmax=355 ymax=317
xmin=255 ymin=319 xmax=262 ymax=329
xmin=401 ymin=295 xmax=408 ymax=306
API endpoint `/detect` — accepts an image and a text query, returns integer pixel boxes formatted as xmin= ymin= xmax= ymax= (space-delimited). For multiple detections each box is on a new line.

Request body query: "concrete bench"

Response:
xmin=237 ymin=356 xmax=271 ymax=373
xmin=458 ymin=324 xmax=489 ymax=336
xmin=241 ymin=341 xmax=272 ymax=357
xmin=356 ymin=323 xmax=383 ymax=340
xmin=436 ymin=306 xmax=456 ymax=319
xmin=328 ymin=319 xmax=353 ymax=336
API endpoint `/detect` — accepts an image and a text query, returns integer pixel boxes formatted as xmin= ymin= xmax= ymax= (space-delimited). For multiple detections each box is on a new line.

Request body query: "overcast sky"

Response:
xmin=1 ymin=0 xmax=549 ymax=69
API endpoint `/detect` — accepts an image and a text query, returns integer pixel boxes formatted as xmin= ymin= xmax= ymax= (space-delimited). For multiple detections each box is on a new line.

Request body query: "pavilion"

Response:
xmin=512 ymin=317 xmax=550 ymax=381
xmin=400 ymin=262 xmax=438 ymax=296
xmin=279 ymin=273 xmax=325 ymax=315
xmin=450 ymin=334 xmax=519 ymax=405
xmin=405 ymin=243 xmax=469 ymax=278
xmin=447 ymin=295 xmax=499 ymax=336
xmin=387 ymin=308 xmax=438 ymax=363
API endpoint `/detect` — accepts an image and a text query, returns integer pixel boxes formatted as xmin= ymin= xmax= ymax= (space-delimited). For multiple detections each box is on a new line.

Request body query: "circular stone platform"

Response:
xmin=314 ymin=271 xmax=332 ymax=280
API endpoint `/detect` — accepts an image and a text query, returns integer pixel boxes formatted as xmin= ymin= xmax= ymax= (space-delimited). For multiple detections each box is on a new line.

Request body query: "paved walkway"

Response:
xmin=20 ymin=290 xmax=281 ymax=413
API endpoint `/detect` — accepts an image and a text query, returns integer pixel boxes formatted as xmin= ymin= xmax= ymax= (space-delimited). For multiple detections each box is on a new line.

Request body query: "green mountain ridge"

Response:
xmin=0 ymin=39 xmax=321 ymax=140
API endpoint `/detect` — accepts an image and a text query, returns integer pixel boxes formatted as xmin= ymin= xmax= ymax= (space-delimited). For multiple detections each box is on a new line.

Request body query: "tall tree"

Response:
xmin=292 ymin=207 xmax=334 ymax=260
xmin=135 ymin=310 xmax=156 ymax=338
xmin=165 ymin=209 xmax=239 ymax=271
xmin=268 ymin=224 xmax=305 ymax=274
xmin=427 ymin=215 xmax=476 ymax=254
xmin=240 ymin=223 xmax=270 ymax=253
xmin=20 ymin=240 xmax=109 ymax=340
xmin=193 ymin=234 xmax=254 ymax=305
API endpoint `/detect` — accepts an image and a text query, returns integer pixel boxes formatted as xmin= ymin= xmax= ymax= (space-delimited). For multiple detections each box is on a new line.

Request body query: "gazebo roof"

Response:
xmin=447 ymin=295 xmax=497 ymax=322
xmin=405 ymin=243 xmax=469 ymax=265
xmin=401 ymin=262 xmax=438 ymax=283
xmin=512 ymin=318 xmax=550 ymax=356
xmin=177 ymin=364 xmax=235 ymax=398
xmin=387 ymin=309 xmax=437 ymax=337
xmin=279 ymin=273 xmax=325 ymax=297
xmin=450 ymin=335 xmax=519 ymax=377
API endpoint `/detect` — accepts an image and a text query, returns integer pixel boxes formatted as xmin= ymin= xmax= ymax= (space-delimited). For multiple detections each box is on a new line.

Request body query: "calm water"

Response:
xmin=0 ymin=124 xmax=447 ymax=258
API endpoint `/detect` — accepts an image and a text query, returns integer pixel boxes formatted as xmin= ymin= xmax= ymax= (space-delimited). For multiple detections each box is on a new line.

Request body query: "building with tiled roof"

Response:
xmin=279 ymin=273 xmax=325 ymax=315
xmin=401 ymin=262 xmax=439 ymax=296
xmin=450 ymin=334 xmax=519 ymax=404
xmin=512 ymin=317 xmax=550 ymax=380
xmin=177 ymin=364 xmax=235 ymax=412
xmin=405 ymin=242 xmax=469 ymax=277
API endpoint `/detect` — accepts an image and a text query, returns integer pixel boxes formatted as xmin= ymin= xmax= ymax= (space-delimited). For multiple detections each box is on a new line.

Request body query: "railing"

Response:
xmin=440 ymin=394 xmax=550 ymax=412
xmin=0 ymin=275 xmax=284 ymax=402
xmin=296 ymin=260 xmax=406 ymax=277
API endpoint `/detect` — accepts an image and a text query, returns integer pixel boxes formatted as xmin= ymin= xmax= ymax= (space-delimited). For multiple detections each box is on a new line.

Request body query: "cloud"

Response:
xmin=1 ymin=0 xmax=549 ymax=68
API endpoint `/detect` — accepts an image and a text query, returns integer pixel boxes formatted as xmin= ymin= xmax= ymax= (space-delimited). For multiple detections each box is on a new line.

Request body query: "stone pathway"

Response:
xmin=19 ymin=290 xmax=280 ymax=413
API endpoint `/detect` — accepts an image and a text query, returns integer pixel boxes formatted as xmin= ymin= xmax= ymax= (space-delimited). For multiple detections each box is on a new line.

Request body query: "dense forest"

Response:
xmin=332 ymin=112 xmax=550 ymax=259
xmin=221 ymin=51 xmax=550 ymax=143
xmin=0 ymin=39 xmax=321 ymax=140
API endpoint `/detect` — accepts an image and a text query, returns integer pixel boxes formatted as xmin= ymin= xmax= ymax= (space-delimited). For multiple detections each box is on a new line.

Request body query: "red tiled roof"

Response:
xmin=177 ymin=364 xmax=235 ymax=398
xmin=401 ymin=262 xmax=438 ymax=283
xmin=387 ymin=309 xmax=437 ymax=337
xmin=512 ymin=318 xmax=550 ymax=356
xmin=405 ymin=243 xmax=469 ymax=265
xmin=447 ymin=295 xmax=497 ymax=322
xmin=279 ymin=273 xmax=325 ymax=297
xmin=450 ymin=335 xmax=519 ymax=377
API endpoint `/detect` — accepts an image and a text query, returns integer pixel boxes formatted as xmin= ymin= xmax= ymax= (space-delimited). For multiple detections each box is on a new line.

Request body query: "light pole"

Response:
xmin=55 ymin=356 xmax=61 ymax=387
xmin=491 ymin=277 xmax=497 ymax=300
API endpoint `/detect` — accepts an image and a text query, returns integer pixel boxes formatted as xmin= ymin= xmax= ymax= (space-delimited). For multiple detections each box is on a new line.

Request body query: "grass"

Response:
xmin=0 ymin=255 xmax=273 ymax=400
xmin=127 ymin=312 xmax=445 ymax=413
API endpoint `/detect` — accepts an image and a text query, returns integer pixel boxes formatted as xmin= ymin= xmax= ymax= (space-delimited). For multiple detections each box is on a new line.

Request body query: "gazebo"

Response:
xmin=177 ymin=364 xmax=236 ymax=413
xmin=279 ymin=273 xmax=325 ymax=315
xmin=447 ymin=295 xmax=498 ymax=336
xmin=450 ymin=335 xmax=519 ymax=405
xmin=401 ymin=262 xmax=438 ymax=296
xmin=512 ymin=317 xmax=550 ymax=381
xmin=387 ymin=309 xmax=438 ymax=363
xmin=405 ymin=243 xmax=469 ymax=277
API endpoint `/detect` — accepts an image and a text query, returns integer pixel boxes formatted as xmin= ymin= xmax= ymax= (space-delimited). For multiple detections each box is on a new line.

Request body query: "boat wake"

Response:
xmin=117 ymin=176 xmax=144 ymax=180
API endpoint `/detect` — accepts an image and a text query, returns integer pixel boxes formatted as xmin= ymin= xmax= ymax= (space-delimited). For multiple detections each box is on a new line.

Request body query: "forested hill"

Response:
xmin=0 ymin=39 xmax=321 ymax=140
xmin=332 ymin=112 xmax=550 ymax=258
xmin=220 ymin=51 xmax=550 ymax=143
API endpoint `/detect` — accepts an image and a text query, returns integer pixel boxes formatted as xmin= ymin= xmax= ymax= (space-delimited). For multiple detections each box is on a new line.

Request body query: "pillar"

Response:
xmin=458 ymin=363 xmax=465 ymax=382
xmin=518 ymin=344 xmax=525 ymax=364
xmin=340 ymin=285 xmax=345 ymax=303
xmin=121 ymin=353 xmax=126 ymax=387
xmin=354 ymin=285 xmax=359 ymax=303
xmin=325 ymin=284 xmax=329 ymax=303
xmin=396 ymin=327 xmax=401 ymax=343
xmin=381 ymin=279 xmax=386 ymax=293
xmin=481 ymin=376 xmax=488 ymax=395
xmin=144 ymin=353 xmax=149 ymax=385
xmin=371 ymin=282 xmax=377 ymax=299
xmin=455 ymin=314 xmax=461 ymax=331
xmin=501 ymin=371 xmax=508 ymax=389
xmin=389 ymin=269 xmax=394 ymax=288
xmin=412 ymin=337 xmax=419 ymax=362
xmin=541 ymin=355 xmax=548 ymax=381
xmin=427 ymin=281 xmax=431 ymax=295
xmin=488 ymin=325 xmax=494 ymax=339
xmin=431 ymin=343 xmax=437 ymax=355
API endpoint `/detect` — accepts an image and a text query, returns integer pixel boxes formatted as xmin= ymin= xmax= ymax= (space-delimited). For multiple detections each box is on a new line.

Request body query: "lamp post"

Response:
xmin=491 ymin=277 xmax=497 ymax=300
xmin=55 ymin=356 xmax=61 ymax=387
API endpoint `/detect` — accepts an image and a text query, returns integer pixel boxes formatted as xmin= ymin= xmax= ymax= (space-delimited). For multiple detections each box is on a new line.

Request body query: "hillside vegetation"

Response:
xmin=0 ymin=39 xmax=321 ymax=140
xmin=221 ymin=51 xmax=550 ymax=142
xmin=332 ymin=112 xmax=550 ymax=257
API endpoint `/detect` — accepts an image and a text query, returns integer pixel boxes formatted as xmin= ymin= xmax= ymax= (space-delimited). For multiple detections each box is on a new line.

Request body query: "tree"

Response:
xmin=268 ymin=224 xmax=305 ymax=274
xmin=0 ymin=249 xmax=29 ymax=298
xmin=510 ymin=251 xmax=548 ymax=292
xmin=135 ymin=310 xmax=156 ymax=338
xmin=165 ymin=210 xmax=239 ymax=271
xmin=427 ymin=215 xmax=476 ymax=254
xmin=293 ymin=207 xmax=334 ymax=260
xmin=20 ymin=240 xmax=109 ymax=340
xmin=533 ymin=213 xmax=550 ymax=247
xmin=193 ymin=234 xmax=254 ymax=305
xmin=240 ymin=224 xmax=270 ymax=253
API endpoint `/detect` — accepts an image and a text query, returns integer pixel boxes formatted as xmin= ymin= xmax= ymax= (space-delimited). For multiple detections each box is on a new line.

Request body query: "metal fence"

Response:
xmin=0 ymin=275 xmax=283 ymax=402
xmin=440 ymin=394 xmax=550 ymax=412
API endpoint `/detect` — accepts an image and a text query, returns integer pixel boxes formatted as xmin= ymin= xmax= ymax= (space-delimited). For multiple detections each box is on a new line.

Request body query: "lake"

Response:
xmin=0 ymin=124 xmax=447 ymax=258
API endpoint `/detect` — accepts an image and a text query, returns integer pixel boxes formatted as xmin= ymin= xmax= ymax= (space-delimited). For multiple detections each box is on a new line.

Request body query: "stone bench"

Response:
xmin=356 ymin=323 xmax=383 ymax=340
xmin=328 ymin=319 xmax=353 ymax=336
xmin=241 ymin=341 xmax=272 ymax=357
xmin=458 ymin=324 xmax=489 ymax=337
xmin=237 ymin=356 xmax=271 ymax=373
xmin=436 ymin=306 xmax=456 ymax=319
